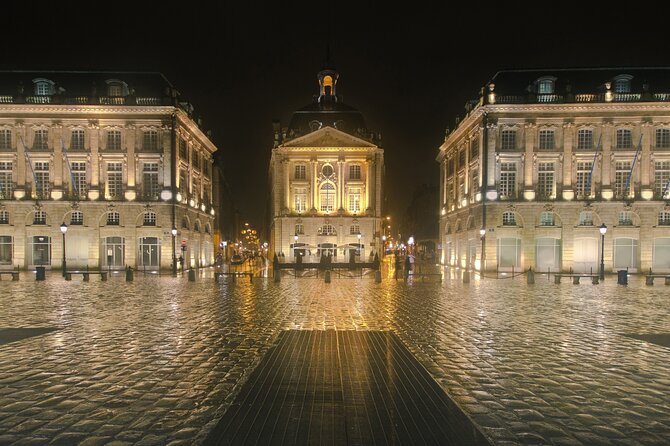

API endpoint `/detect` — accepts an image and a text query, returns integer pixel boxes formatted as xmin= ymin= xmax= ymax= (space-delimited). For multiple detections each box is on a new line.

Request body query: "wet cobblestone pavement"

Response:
xmin=0 ymin=264 xmax=669 ymax=445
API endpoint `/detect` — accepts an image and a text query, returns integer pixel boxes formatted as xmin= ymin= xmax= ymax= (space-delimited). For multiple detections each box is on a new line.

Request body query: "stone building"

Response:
xmin=0 ymin=71 xmax=218 ymax=272
xmin=437 ymin=68 xmax=670 ymax=274
xmin=268 ymin=65 xmax=384 ymax=262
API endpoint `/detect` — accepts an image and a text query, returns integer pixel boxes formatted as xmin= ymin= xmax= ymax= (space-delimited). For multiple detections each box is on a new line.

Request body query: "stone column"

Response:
xmin=337 ymin=158 xmax=344 ymax=211
xmin=523 ymin=122 xmax=536 ymax=200
xmin=311 ymin=159 xmax=318 ymax=211
xmin=640 ymin=121 xmax=652 ymax=192
xmin=366 ymin=156 xmax=372 ymax=211
xmin=284 ymin=158 xmax=290 ymax=210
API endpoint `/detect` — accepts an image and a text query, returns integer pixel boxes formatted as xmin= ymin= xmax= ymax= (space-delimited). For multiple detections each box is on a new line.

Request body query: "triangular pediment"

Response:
xmin=281 ymin=126 xmax=376 ymax=148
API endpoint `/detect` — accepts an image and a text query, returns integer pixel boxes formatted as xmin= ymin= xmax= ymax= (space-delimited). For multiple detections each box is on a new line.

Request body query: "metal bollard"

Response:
xmin=526 ymin=268 xmax=534 ymax=285
xmin=35 ymin=266 xmax=45 ymax=281
xmin=188 ymin=269 xmax=196 ymax=282
xmin=375 ymin=270 xmax=381 ymax=283
xmin=554 ymin=275 xmax=561 ymax=284
xmin=573 ymin=276 xmax=580 ymax=285
xmin=462 ymin=270 xmax=470 ymax=284
xmin=646 ymin=276 xmax=654 ymax=286
xmin=325 ymin=270 xmax=331 ymax=283
xmin=592 ymin=276 xmax=599 ymax=285
xmin=126 ymin=266 xmax=134 ymax=282
xmin=65 ymin=272 xmax=72 ymax=281
xmin=617 ymin=270 xmax=628 ymax=286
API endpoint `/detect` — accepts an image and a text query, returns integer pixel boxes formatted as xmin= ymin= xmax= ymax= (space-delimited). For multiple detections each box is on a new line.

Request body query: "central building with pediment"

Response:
xmin=268 ymin=65 xmax=384 ymax=262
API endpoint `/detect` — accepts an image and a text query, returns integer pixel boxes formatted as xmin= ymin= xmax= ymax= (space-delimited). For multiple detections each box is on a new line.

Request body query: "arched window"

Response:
xmin=540 ymin=212 xmax=555 ymax=226
xmin=105 ymin=79 xmax=129 ymax=97
xmin=181 ymin=217 xmax=190 ymax=229
xmin=320 ymin=183 xmax=335 ymax=212
xmin=194 ymin=221 xmax=201 ymax=232
xmin=205 ymin=224 xmax=211 ymax=234
xmin=33 ymin=210 xmax=47 ymax=225
xmin=318 ymin=224 xmax=336 ymax=236
xmin=537 ymin=77 xmax=555 ymax=94
xmin=613 ymin=75 xmax=632 ymax=93
xmin=33 ymin=78 xmax=54 ymax=96
xmin=70 ymin=211 xmax=83 ymax=225
xmin=143 ymin=211 xmax=156 ymax=226
xmin=107 ymin=211 xmax=120 ymax=225
xmin=579 ymin=211 xmax=593 ymax=226
xmin=659 ymin=211 xmax=670 ymax=226
xmin=502 ymin=211 xmax=516 ymax=226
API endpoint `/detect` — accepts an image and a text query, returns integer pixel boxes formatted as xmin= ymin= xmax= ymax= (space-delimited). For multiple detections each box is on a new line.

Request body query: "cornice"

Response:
xmin=275 ymin=146 xmax=382 ymax=154
xmin=485 ymin=102 xmax=670 ymax=114
xmin=0 ymin=104 xmax=176 ymax=115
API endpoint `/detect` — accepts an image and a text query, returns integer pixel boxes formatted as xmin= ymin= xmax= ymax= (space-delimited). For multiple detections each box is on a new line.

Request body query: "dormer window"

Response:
xmin=536 ymin=77 xmax=555 ymax=94
xmin=105 ymin=79 xmax=129 ymax=97
xmin=613 ymin=75 xmax=633 ymax=93
xmin=33 ymin=78 xmax=55 ymax=96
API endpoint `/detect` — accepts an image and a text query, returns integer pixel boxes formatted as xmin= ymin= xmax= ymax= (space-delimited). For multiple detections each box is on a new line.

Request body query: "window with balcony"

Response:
xmin=107 ymin=130 xmax=121 ymax=151
xmin=107 ymin=211 xmax=120 ymax=225
xmin=33 ymin=129 xmax=48 ymax=150
xmin=658 ymin=211 xmax=670 ymax=226
xmin=470 ymin=138 xmax=479 ymax=160
xmin=179 ymin=168 xmax=187 ymax=196
xmin=618 ymin=211 xmax=633 ymax=226
xmin=502 ymin=211 xmax=516 ymax=226
xmin=656 ymin=129 xmax=670 ymax=148
xmin=0 ymin=129 xmax=11 ymax=150
xmin=579 ymin=211 xmax=593 ymax=226
xmin=70 ymin=211 xmax=83 ymax=225
xmin=501 ymin=130 xmax=516 ymax=150
xmin=33 ymin=210 xmax=47 ymax=225
xmin=575 ymin=161 xmax=593 ymax=199
xmin=192 ymin=150 xmax=200 ymax=171
xmin=295 ymin=164 xmax=306 ymax=180
xmin=71 ymin=162 xmax=87 ymax=199
xmin=179 ymin=138 xmax=187 ymax=159
xmin=320 ymin=183 xmax=335 ymax=212
xmin=143 ymin=211 xmax=156 ymax=226
xmin=34 ymin=162 xmax=50 ymax=199
xmin=294 ymin=188 xmax=307 ymax=213
xmin=540 ymin=212 xmax=555 ymax=226
xmin=498 ymin=162 xmax=516 ymax=199
xmin=0 ymin=161 xmax=12 ymax=200
xmin=70 ymin=129 xmax=85 ymax=150
xmin=458 ymin=150 xmax=466 ymax=168
xmin=616 ymin=129 xmax=633 ymax=149
xmin=537 ymin=162 xmax=555 ymax=199
xmin=538 ymin=129 xmax=555 ymax=150
xmin=349 ymin=164 xmax=361 ymax=180
xmin=655 ymin=161 xmax=670 ymax=199
xmin=614 ymin=161 xmax=632 ymax=198
xmin=348 ymin=188 xmax=361 ymax=213
xmin=142 ymin=162 xmax=159 ymax=199
xmin=577 ymin=129 xmax=593 ymax=150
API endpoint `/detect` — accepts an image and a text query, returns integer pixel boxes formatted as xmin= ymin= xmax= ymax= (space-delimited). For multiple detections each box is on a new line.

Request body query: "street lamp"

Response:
xmin=171 ymin=227 xmax=177 ymax=276
xmin=480 ymin=228 xmax=486 ymax=272
xmin=382 ymin=235 xmax=386 ymax=258
xmin=357 ymin=232 xmax=362 ymax=260
xmin=294 ymin=234 xmax=298 ymax=260
xmin=599 ymin=223 xmax=607 ymax=280
xmin=60 ymin=222 xmax=68 ymax=277
xmin=222 ymin=240 xmax=228 ymax=262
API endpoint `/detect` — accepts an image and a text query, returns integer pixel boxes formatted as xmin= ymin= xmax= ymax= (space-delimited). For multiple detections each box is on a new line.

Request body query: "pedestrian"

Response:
xmin=404 ymin=255 xmax=411 ymax=278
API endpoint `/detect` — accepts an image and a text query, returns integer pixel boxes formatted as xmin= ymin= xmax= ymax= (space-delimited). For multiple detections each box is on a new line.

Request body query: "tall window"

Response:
xmin=614 ymin=238 xmax=638 ymax=270
xmin=652 ymin=238 xmax=670 ymax=270
xmin=470 ymin=138 xmax=479 ymax=160
xmin=138 ymin=237 xmax=160 ymax=267
xmin=470 ymin=170 xmax=479 ymax=201
xmin=538 ymin=129 xmax=554 ymax=150
xmin=502 ymin=211 xmax=516 ymax=226
xmin=192 ymin=177 xmax=201 ymax=203
xmin=498 ymin=162 xmax=516 ymax=199
xmin=192 ymin=151 xmax=200 ymax=171
xmin=320 ymin=183 xmax=335 ymax=212
xmin=142 ymin=162 xmax=159 ymax=199
xmin=501 ymin=130 xmax=516 ymax=150
xmin=33 ymin=129 xmax=48 ymax=150
xmin=0 ymin=210 xmax=8 ymax=224
xmin=107 ymin=162 xmax=123 ymax=199
xmin=618 ymin=211 xmax=633 ymax=226
xmin=614 ymin=161 xmax=632 ymax=198
xmin=70 ymin=129 xmax=85 ymax=150
xmin=179 ymin=168 xmax=187 ymax=196
xmin=107 ymin=211 xmax=120 ymax=225
xmin=295 ymin=164 xmax=306 ymax=180
xmin=575 ymin=161 xmax=593 ymax=198
xmin=659 ymin=211 xmax=670 ymax=226
xmin=34 ymin=161 xmax=50 ymax=199
xmin=497 ymin=237 xmax=521 ymax=268
xmin=33 ymin=210 xmax=47 ymax=225
xmin=294 ymin=188 xmax=307 ymax=213
xmin=179 ymin=138 xmax=187 ymax=159
xmin=143 ymin=130 xmax=159 ymax=151
xmin=577 ymin=129 xmax=593 ymax=150
xmin=349 ymin=164 xmax=361 ymax=180
xmin=0 ymin=236 xmax=11 ymax=264
xmin=0 ymin=161 xmax=12 ymax=200
xmin=107 ymin=130 xmax=121 ymax=150
xmin=0 ymin=129 xmax=11 ymax=150
xmin=143 ymin=211 xmax=156 ymax=226
xmin=71 ymin=161 xmax=87 ymax=199
xmin=654 ymin=161 xmax=670 ymax=199
xmin=579 ymin=211 xmax=593 ymax=226
xmin=458 ymin=150 xmax=466 ymax=168
xmin=537 ymin=162 xmax=555 ymax=199
xmin=656 ymin=129 xmax=670 ymax=148
xmin=28 ymin=235 xmax=51 ymax=265
xmin=295 ymin=224 xmax=304 ymax=235
xmin=540 ymin=212 xmax=555 ymax=226
xmin=70 ymin=211 xmax=83 ymax=225
xmin=616 ymin=129 xmax=632 ymax=149
xmin=103 ymin=236 xmax=124 ymax=267
xmin=349 ymin=188 xmax=361 ymax=213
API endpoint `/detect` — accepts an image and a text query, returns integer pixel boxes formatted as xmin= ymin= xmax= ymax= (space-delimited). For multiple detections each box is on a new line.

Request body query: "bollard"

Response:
xmin=375 ymin=270 xmax=381 ymax=283
xmin=325 ymin=270 xmax=331 ymax=283
xmin=617 ymin=270 xmax=628 ymax=286
xmin=592 ymin=276 xmax=599 ymax=285
xmin=572 ymin=276 xmax=580 ymax=285
xmin=526 ymin=268 xmax=534 ymax=285
xmin=126 ymin=266 xmax=134 ymax=282
xmin=666 ymin=276 xmax=670 ymax=285
xmin=554 ymin=275 xmax=561 ymax=284
xmin=274 ymin=269 xmax=280 ymax=283
xmin=101 ymin=272 xmax=108 ymax=281
xmin=188 ymin=269 xmax=196 ymax=282
xmin=462 ymin=270 xmax=470 ymax=283
xmin=35 ymin=266 xmax=45 ymax=281
xmin=646 ymin=276 xmax=654 ymax=286
xmin=65 ymin=272 xmax=72 ymax=281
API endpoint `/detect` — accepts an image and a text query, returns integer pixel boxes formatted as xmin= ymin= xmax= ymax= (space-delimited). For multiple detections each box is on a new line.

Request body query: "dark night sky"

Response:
xmin=1 ymin=3 xmax=665 ymax=229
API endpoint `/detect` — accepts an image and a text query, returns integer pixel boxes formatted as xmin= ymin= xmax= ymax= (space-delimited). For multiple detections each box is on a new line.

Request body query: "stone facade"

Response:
xmin=269 ymin=67 xmax=384 ymax=262
xmin=437 ymin=68 xmax=670 ymax=274
xmin=0 ymin=72 xmax=217 ymax=271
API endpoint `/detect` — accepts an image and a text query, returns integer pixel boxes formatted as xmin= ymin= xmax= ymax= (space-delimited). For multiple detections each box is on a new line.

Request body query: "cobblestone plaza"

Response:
xmin=0 ymin=265 xmax=669 ymax=445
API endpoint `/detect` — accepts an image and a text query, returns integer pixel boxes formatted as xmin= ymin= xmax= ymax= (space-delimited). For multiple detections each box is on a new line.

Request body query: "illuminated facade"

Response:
xmin=0 ymin=72 xmax=217 ymax=271
xmin=438 ymin=68 xmax=670 ymax=274
xmin=269 ymin=66 xmax=384 ymax=261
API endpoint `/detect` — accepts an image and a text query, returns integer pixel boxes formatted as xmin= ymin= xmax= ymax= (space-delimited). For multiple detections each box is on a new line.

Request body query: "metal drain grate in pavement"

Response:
xmin=204 ymin=330 xmax=491 ymax=445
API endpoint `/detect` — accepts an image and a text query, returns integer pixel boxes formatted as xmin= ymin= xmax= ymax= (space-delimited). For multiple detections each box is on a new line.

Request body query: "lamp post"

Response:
xmin=358 ymin=232 xmax=362 ymax=261
xmin=599 ymin=223 xmax=607 ymax=280
xmin=171 ymin=227 xmax=177 ymax=276
xmin=294 ymin=234 xmax=298 ymax=260
xmin=60 ymin=222 xmax=68 ymax=277
xmin=381 ymin=235 xmax=386 ymax=258
xmin=479 ymin=228 xmax=486 ymax=272
xmin=222 ymin=240 xmax=228 ymax=263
